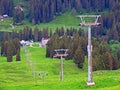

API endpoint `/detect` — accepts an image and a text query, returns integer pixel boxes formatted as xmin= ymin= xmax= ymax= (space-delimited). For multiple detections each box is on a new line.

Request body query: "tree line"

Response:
xmin=92 ymin=10 xmax=120 ymax=43
xmin=1 ymin=32 xmax=20 ymax=62
xmin=0 ymin=26 xmax=120 ymax=70
xmin=29 ymin=0 xmax=120 ymax=24
xmin=9 ymin=27 xmax=51 ymax=41
xmin=0 ymin=26 xmax=52 ymax=62
xmin=0 ymin=0 xmax=13 ymax=17
xmin=0 ymin=0 xmax=119 ymax=42
xmin=46 ymin=28 xmax=120 ymax=71
xmin=0 ymin=0 xmax=119 ymax=24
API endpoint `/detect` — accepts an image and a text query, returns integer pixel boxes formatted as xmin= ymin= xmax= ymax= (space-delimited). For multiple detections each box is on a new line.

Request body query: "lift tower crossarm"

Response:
xmin=54 ymin=49 xmax=68 ymax=81
xmin=76 ymin=15 xmax=101 ymax=18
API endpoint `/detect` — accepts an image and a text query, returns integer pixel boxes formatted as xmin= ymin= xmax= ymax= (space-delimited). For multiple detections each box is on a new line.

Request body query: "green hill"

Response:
xmin=0 ymin=47 xmax=120 ymax=90
xmin=0 ymin=0 xmax=120 ymax=89
xmin=0 ymin=9 xmax=86 ymax=32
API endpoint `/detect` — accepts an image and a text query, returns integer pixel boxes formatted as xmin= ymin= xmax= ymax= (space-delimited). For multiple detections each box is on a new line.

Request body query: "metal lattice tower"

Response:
xmin=54 ymin=49 xmax=68 ymax=81
xmin=77 ymin=15 xmax=101 ymax=86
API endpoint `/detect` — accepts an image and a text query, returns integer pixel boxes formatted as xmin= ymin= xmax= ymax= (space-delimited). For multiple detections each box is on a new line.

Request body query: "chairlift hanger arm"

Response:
xmin=80 ymin=17 xmax=85 ymax=24
xmin=94 ymin=16 xmax=99 ymax=24
xmin=54 ymin=49 xmax=68 ymax=58
xmin=76 ymin=15 xmax=101 ymax=26
xmin=54 ymin=49 xmax=68 ymax=52
xmin=76 ymin=15 xmax=101 ymax=18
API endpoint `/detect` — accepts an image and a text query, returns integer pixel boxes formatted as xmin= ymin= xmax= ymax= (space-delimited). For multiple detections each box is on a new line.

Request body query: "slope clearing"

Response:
xmin=0 ymin=10 xmax=81 ymax=32
xmin=0 ymin=47 xmax=120 ymax=90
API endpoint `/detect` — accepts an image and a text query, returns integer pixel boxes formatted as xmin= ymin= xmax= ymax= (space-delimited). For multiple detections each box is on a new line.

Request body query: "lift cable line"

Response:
xmin=77 ymin=15 xmax=101 ymax=86
xmin=22 ymin=44 xmax=48 ymax=84
xmin=54 ymin=49 xmax=68 ymax=81
xmin=23 ymin=45 xmax=32 ymax=71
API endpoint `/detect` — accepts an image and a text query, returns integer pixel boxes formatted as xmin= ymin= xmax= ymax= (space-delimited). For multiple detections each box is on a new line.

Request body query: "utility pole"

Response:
xmin=77 ymin=15 xmax=101 ymax=86
xmin=54 ymin=49 xmax=68 ymax=81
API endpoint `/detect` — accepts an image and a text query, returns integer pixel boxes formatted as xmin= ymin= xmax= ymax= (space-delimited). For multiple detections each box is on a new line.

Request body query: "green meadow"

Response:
xmin=0 ymin=46 xmax=120 ymax=90
xmin=0 ymin=9 xmax=108 ymax=32
xmin=0 ymin=8 xmax=119 ymax=90
xmin=0 ymin=10 xmax=87 ymax=32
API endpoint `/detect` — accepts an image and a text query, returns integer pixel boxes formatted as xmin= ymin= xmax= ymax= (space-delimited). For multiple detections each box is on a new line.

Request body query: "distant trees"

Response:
xmin=0 ymin=0 xmax=14 ymax=16
xmin=0 ymin=0 xmax=119 ymax=27
xmin=46 ymin=34 xmax=59 ymax=58
xmin=0 ymin=25 xmax=120 ymax=70
xmin=28 ymin=0 xmax=120 ymax=24
xmin=92 ymin=10 xmax=120 ymax=43
xmin=6 ymin=41 xmax=13 ymax=62
xmin=16 ymin=48 xmax=21 ymax=61
xmin=1 ymin=33 xmax=21 ymax=62
xmin=46 ymin=28 xmax=120 ymax=70
xmin=0 ymin=27 xmax=52 ymax=44
xmin=92 ymin=42 xmax=119 ymax=70
xmin=74 ymin=46 xmax=85 ymax=68
xmin=13 ymin=5 xmax=24 ymax=25
xmin=29 ymin=0 xmax=55 ymax=24
xmin=17 ymin=27 xmax=50 ymax=42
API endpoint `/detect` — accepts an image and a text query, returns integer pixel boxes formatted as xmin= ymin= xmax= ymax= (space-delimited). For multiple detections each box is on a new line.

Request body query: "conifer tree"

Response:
xmin=13 ymin=5 xmax=24 ymax=24
xmin=74 ymin=46 xmax=85 ymax=68
xmin=0 ymin=0 xmax=14 ymax=16
xmin=6 ymin=41 xmax=13 ymax=62
xmin=16 ymin=49 xmax=21 ymax=61
xmin=34 ymin=27 xmax=39 ymax=42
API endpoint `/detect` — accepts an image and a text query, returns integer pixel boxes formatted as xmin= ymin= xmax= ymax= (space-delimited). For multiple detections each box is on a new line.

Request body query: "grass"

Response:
xmin=0 ymin=10 xmax=87 ymax=32
xmin=13 ymin=0 xmax=19 ymax=5
xmin=0 ymin=0 xmax=110 ymax=32
xmin=0 ymin=8 xmax=119 ymax=89
xmin=0 ymin=18 xmax=13 ymax=32
xmin=1 ymin=9 xmax=108 ymax=32
xmin=0 ymin=46 xmax=120 ymax=90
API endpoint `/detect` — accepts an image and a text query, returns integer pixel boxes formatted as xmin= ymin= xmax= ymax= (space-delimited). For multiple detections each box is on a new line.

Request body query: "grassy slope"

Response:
xmin=0 ymin=1 xmax=119 ymax=89
xmin=0 ymin=7 xmax=108 ymax=32
xmin=0 ymin=47 xmax=120 ymax=90
xmin=0 ymin=10 xmax=84 ymax=32
xmin=0 ymin=0 xmax=109 ymax=32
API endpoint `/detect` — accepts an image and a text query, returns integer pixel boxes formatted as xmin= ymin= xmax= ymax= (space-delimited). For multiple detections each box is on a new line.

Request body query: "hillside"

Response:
xmin=0 ymin=47 xmax=120 ymax=90
xmin=0 ymin=10 xmax=80 ymax=32
xmin=0 ymin=0 xmax=120 ymax=90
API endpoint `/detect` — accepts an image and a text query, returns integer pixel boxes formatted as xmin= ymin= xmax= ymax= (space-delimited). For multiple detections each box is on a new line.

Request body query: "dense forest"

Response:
xmin=46 ymin=28 xmax=120 ymax=70
xmin=0 ymin=0 xmax=13 ymax=17
xmin=0 ymin=0 xmax=120 ymax=23
xmin=29 ymin=0 xmax=120 ymax=24
xmin=1 ymin=35 xmax=20 ymax=62
xmin=0 ymin=0 xmax=119 ymax=40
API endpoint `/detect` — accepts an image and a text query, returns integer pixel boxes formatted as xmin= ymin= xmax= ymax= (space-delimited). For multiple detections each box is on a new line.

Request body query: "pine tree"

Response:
xmin=74 ymin=46 xmax=85 ymax=68
xmin=34 ymin=27 xmax=39 ymax=42
xmin=13 ymin=5 xmax=24 ymax=24
xmin=6 ymin=41 xmax=13 ymax=62
xmin=0 ymin=0 xmax=14 ymax=16
xmin=16 ymin=49 xmax=21 ymax=61
xmin=66 ymin=43 xmax=74 ymax=60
